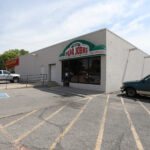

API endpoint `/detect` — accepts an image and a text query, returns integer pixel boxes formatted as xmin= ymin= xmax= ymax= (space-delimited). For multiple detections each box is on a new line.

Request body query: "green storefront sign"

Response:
xmin=59 ymin=40 xmax=106 ymax=60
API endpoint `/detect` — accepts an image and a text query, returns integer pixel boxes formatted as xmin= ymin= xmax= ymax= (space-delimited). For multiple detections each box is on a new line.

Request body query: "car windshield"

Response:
xmin=141 ymin=75 xmax=150 ymax=81
xmin=3 ymin=70 xmax=10 ymax=74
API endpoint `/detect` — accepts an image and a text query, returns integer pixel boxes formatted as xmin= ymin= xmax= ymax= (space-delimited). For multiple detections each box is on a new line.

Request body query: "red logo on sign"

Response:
xmin=65 ymin=42 xmax=89 ymax=57
xmin=6 ymin=58 xmax=19 ymax=68
xmin=66 ymin=47 xmax=88 ymax=56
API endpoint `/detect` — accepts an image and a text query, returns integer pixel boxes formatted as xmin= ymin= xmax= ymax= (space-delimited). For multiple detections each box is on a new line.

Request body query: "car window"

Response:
xmin=144 ymin=76 xmax=150 ymax=82
xmin=3 ymin=71 xmax=10 ymax=74
xmin=0 ymin=71 xmax=2 ymax=74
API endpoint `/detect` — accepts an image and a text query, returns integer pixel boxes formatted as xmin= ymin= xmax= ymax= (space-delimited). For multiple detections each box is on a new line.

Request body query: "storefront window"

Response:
xmin=62 ymin=56 xmax=101 ymax=85
xmin=62 ymin=61 xmax=69 ymax=81
xmin=70 ymin=60 xmax=78 ymax=83
xmin=89 ymin=57 xmax=100 ymax=84
xmin=78 ymin=58 xmax=88 ymax=83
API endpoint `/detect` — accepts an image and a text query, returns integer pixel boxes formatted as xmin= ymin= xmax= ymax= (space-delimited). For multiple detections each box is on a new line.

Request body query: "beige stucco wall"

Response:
xmin=16 ymin=29 xmax=107 ymax=91
xmin=106 ymin=30 xmax=150 ymax=93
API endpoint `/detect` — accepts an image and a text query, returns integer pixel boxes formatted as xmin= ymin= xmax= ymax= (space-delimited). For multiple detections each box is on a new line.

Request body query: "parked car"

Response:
xmin=121 ymin=75 xmax=150 ymax=97
xmin=0 ymin=70 xmax=20 ymax=83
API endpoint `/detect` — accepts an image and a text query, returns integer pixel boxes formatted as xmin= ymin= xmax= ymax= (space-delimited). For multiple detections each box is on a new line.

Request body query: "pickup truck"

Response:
xmin=121 ymin=75 xmax=150 ymax=97
xmin=0 ymin=70 xmax=20 ymax=83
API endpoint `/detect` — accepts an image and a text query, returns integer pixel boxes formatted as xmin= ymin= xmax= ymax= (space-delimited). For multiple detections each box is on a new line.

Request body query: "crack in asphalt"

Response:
xmin=0 ymin=112 xmax=26 ymax=120
xmin=111 ymin=131 xmax=125 ymax=150
xmin=0 ymin=92 xmax=87 ymax=150
xmin=35 ymin=101 xmax=85 ymax=150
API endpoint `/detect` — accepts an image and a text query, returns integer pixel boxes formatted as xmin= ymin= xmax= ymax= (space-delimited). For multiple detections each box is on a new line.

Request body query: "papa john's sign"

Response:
xmin=59 ymin=40 xmax=106 ymax=60
xmin=6 ymin=58 xmax=19 ymax=68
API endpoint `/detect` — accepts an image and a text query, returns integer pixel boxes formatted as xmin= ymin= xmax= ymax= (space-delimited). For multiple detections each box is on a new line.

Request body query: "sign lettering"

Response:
xmin=59 ymin=40 xmax=106 ymax=60
xmin=6 ymin=58 xmax=19 ymax=68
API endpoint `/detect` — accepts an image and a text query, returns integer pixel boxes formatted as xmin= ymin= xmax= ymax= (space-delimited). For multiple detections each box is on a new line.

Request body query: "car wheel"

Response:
xmin=126 ymin=88 xmax=136 ymax=97
xmin=10 ymin=80 xmax=13 ymax=83
xmin=13 ymin=77 xmax=19 ymax=83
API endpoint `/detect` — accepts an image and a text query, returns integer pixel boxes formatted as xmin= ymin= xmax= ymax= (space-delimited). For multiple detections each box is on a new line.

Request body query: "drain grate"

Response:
xmin=0 ymin=93 xmax=9 ymax=98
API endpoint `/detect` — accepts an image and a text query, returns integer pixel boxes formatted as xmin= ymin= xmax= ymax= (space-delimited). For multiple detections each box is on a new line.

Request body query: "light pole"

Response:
xmin=122 ymin=47 xmax=137 ymax=83
xmin=141 ymin=55 xmax=150 ymax=78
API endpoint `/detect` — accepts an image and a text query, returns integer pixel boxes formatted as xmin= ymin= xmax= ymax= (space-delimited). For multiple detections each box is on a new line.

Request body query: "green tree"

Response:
xmin=19 ymin=49 xmax=29 ymax=55
xmin=0 ymin=49 xmax=29 ymax=70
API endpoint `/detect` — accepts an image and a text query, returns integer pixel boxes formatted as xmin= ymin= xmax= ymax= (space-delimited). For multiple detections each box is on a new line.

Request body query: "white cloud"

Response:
xmin=113 ymin=14 xmax=150 ymax=34
xmin=60 ymin=1 xmax=126 ymax=33
xmin=127 ymin=31 xmax=150 ymax=54
xmin=0 ymin=0 xmax=150 ymax=55
xmin=0 ymin=0 xmax=127 ymax=52
xmin=133 ymin=0 xmax=145 ymax=9
xmin=111 ymin=13 xmax=150 ymax=54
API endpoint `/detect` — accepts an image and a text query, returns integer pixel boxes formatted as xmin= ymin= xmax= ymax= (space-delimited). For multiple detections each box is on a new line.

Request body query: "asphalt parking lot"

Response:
xmin=0 ymin=87 xmax=150 ymax=150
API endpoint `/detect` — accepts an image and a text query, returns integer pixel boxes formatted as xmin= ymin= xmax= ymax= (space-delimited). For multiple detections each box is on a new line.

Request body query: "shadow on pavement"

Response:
xmin=117 ymin=93 xmax=150 ymax=103
xmin=34 ymin=86 xmax=104 ymax=98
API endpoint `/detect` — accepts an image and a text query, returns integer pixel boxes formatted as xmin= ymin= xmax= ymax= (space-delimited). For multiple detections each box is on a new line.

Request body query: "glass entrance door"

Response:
xmin=62 ymin=56 xmax=101 ymax=85
xmin=62 ymin=61 xmax=70 ymax=86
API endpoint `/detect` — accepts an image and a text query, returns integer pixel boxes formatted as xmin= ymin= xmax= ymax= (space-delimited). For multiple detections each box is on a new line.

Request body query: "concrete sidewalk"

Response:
xmin=0 ymin=81 xmax=58 ymax=90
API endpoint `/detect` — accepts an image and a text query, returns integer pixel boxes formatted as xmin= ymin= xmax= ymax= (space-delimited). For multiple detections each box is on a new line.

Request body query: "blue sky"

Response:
xmin=0 ymin=0 xmax=150 ymax=54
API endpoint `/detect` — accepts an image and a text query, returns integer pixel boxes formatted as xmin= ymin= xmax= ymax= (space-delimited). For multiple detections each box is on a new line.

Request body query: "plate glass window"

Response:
xmin=3 ymin=71 xmax=10 ymax=74
xmin=62 ymin=56 xmax=101 ymax=85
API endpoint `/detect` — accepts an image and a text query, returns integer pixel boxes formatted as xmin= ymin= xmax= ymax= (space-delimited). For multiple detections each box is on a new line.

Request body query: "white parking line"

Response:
xmin=94 ymin=95 xmax=109 ymax=150
xmin=49 ymin=97 xmax=93 ymax=150
xmin=4 ymin=110 xmax=38 ymax=128
xmin=14 ymin=97 xmax=89 ymax=144
xmin=0 ymin=124 xmax=17 ymax=149
xmin=121 ymin=97 xmax=144 ymax=150
xmin=137 ymin=101 xmax=150 ymax=115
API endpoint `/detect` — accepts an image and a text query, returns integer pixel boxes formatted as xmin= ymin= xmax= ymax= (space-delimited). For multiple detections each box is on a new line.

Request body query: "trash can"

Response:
xmin=63 ymin=72 xmax=69 ymax=87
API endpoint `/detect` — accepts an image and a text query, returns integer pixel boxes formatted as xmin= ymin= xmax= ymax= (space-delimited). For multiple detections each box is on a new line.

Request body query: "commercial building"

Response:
xmin=15 ymin=29 xmax=150 ymax=93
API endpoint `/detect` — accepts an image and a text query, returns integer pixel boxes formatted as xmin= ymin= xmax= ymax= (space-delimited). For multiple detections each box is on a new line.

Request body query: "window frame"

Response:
xmin=62 ymin=56 xmax=101 ymax=85
xmin=3 ymin=71 xmax=10 ymax=75
xmin=144 ymin=76 xmax=150 ymax=82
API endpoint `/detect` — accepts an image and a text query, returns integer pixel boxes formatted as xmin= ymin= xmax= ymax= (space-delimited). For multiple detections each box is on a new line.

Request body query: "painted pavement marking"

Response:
xmin=14 ymin=97 xmax=88 ymax=144
xmin=3 ymin=110 xmax=38 ymax=128
xmin=94 ymin=95 xmax=109 ymax=150
xmin=0 ymin=124 xmax=30 ymax=150
xmin=137 ymin=101 xmax=150 ymax=115
xmin=0 ymin=124 xmax=18 ymax=149
xmin=0 ymin=93 xmax=9 ymax=98
xmin=0 ymin=110 xmax=38 ymax=120
xmin=49 ymin=96 xmax=93 ymax=150
xmin=121 ymin=97 xmax=144 ymax=150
